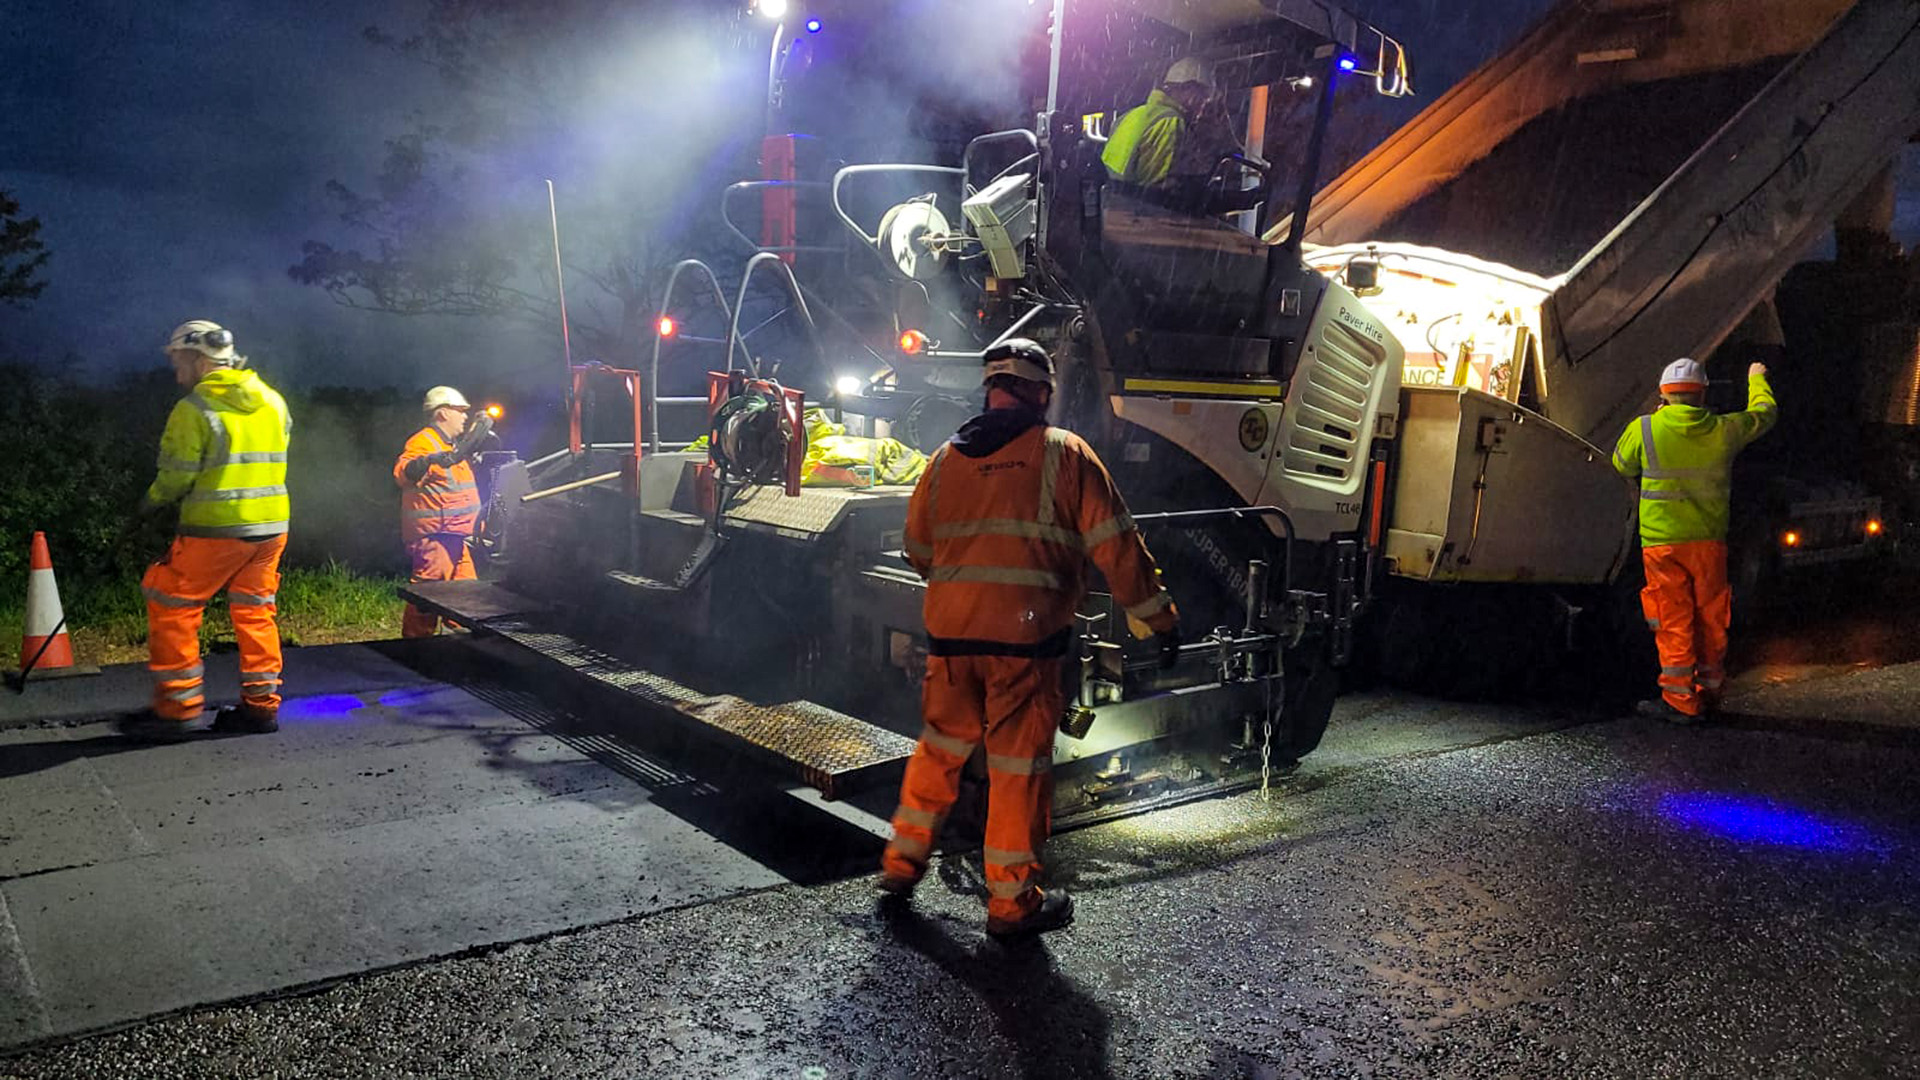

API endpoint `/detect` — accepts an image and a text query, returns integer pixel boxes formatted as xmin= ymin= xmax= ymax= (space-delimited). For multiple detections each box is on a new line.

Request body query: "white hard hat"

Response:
xmin=1659 ymin=358 xmax=1708 ymax=392
xmin=166 ymin=320 xmax=239 ymax=365
xmin=981 ymin=338 xmax=1055 ymax=389
xmin=423 ymin=386 xmax=471 ymax=412
xmin=1165 ymin=57 xmax=1216 ymax=89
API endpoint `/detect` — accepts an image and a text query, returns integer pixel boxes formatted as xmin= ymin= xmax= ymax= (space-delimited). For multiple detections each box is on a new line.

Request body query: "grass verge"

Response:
xmin=1 ymin=561 xmax=407 ymax=669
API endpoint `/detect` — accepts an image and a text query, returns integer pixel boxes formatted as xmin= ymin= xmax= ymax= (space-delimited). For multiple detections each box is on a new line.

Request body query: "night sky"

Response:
xmin=3 ymin=0 xmax=1911 ymax=394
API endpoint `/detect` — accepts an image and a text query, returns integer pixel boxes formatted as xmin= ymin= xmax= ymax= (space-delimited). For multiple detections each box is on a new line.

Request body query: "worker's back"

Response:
xmin=906 ymin=409 xmax=1172 ymax=648
xmin=1612 ymin=370 xmax=1778 ymax=544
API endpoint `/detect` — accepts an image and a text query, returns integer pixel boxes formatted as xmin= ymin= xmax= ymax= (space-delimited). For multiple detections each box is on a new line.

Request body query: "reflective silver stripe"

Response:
xmin=928 ymin=565 xmax=1066 ymax=590
xmin=218 ymin=451 xmax=288 ymax=465
xmin=165 ymin=685 xmax=203 ymax=703
xmin=1037 ymin=429 xmax=1067 ymax=527
xmin=227 ymin=590 xmax=276 ymax=606
xmin=1611 ymin=451 xmax=1634 ymax=474
xmin=188 ymin=392 xmax=231 ymax=465
xmin=986 ymin=753 xmax=1049 ymax=776
xmin=932 ymin=518 xmax=1082 ymax=547
xmin=179 ymin=521 xmax=288 ymax=538
xmin=184 ymin=484 xmax=288 ymax=503
xmin=983 ymin=846 xmax=1037 ymax=867
xmin=1698 ymin=675 xmax=1725 ymax=690
xmin=920 ymin=726 xmax=977 ymax=759
xmin=1642 ymin=466 xmax=1723 ymax=480
xmin=926 ymin=445 xmax=948 ymax=524
xmin=1082 ymin=512 xmax=1136 ymax=549
xmin=157 ymin=453 xmax=203 ymax=474
xmin=431 ymin=480 xmax=479 ymax=492
xmin=1660 ymin=665 xmax=1692 ymax=678
xmin=150 ymin=664 xmax=205 ymax=681
xmin=904 ymin=538 xmax=933 ymax=561
xmin=987 ymin=879 xmax=1031 ymax=899
xmin=1639 ymin=415 xmax=1660 ymax=473
xmin=888 ymin=833 xmax=932 ymax=858
xmin=1646 ymin=617 xmax=1660 ymax=630
xmin=1125 ymin=591 xmax=1174 ymax=621
xmin=894 ymin=806 xmax=941 ymax=829
xmin=142 ymin=585 xmax=203 ymax=609
xmin=1639 ymin=489 xmax=1692 ymax=501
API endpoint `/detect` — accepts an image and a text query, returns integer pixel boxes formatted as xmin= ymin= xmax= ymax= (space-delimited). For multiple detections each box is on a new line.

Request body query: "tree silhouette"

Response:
xmin=0 ymin=190 xmax=50 ymax=307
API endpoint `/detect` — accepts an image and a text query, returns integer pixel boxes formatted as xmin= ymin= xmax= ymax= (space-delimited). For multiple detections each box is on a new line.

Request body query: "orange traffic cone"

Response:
xmin=13 ymin=532 xmax=99 ymax=686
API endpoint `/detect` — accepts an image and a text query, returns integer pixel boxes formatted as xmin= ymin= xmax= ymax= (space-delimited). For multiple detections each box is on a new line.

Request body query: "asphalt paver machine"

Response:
xmin=406 ymin=0 xmax=1421 ymax=819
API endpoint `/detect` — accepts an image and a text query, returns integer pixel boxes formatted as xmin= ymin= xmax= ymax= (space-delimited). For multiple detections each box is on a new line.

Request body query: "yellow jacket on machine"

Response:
xmin=145 ymin=368 xmax=292 ymax=538
xmin=1100 ymin=89 xmax=1189 ymax=187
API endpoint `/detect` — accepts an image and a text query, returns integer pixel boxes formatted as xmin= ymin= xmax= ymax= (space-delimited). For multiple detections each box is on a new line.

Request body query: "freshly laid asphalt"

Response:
xmin=1 ymin=631 xmax=1915 ymax=1078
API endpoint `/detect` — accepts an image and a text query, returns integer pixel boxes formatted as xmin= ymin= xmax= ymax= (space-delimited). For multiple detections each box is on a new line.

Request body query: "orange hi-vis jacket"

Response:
xmin=394 ymin=427 xmax=481 ymax=542
xmin=905 ymin=411 xmax=1177 ymax=652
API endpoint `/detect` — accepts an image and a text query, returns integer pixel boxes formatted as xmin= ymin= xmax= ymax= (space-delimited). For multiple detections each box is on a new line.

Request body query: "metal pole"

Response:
xmin=1281 ymin=49 xmax=1343 ymax=251
xmin=520 ymin=470 xmax=624 ymax=503
xmin=546 ymin=180 xmax=576 ymax=406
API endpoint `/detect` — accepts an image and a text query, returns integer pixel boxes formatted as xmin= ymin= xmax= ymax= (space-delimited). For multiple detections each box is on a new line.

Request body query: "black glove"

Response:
xmin=1158 ymin=623 xmax=1182 ymax=670
xmin=453 ymin=414 xmax=494 ymax=460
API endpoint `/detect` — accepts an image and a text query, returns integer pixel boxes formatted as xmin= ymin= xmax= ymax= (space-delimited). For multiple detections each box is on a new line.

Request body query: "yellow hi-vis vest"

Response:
xmin=146 ymin=368 xmax=293 ymax=538
xmin=1100 ymin=89 xmax=1188 ymax=187
xmin=1611 ymin=372 xmax=1777 ymax=545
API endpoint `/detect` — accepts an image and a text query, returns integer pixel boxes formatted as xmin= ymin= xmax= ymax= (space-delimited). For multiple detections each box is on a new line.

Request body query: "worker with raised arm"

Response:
xmin=1101 ymin=57 xmax=1255 ymax=211
xmin=879 ymin=338 xmax=1181 ymax=938
xmin=1612 ymin=358 xmax=1778 ymax=722
xmin=394 ymin=386 xmax=488 ymax=638
xmin=121 ymin=320 xmax=292 ymax=740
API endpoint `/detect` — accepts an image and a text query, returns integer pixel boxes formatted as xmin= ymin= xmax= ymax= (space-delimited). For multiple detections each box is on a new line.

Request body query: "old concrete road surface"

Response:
xmin=4 ymin=644 xmax=1918 ymax=1078
xmin=0 ymin=638 xmax=807 ymax=1052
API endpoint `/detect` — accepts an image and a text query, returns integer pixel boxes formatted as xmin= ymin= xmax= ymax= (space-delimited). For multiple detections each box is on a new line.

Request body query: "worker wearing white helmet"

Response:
xmin=1612 ymin=357 xmax=1778 ymax=723
xmin=393 ymin=385 xmax=491 ymax=637
xmin=1100 ymin=55 xmax=1250 ymax=205
xmin=123 ymin=320 xmax=293 ymax=740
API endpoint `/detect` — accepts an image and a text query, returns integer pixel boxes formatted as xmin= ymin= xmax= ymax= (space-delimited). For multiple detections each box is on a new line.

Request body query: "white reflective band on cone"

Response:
xmin=24 ymin=568 xmax=64 ymax=636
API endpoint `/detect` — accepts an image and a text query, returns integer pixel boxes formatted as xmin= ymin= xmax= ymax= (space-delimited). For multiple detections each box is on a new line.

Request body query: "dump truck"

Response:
xmin=408 ymin=0 xmax=1920 ymax=814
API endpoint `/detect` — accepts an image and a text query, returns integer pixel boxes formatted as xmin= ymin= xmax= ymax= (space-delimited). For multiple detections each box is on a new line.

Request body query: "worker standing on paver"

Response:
xmin=394 ymin=386 xmax=487 ymax=638
xmin=1612 ymin=358 xmax=1778 ymax=722
xmin=122 ymin=321 xmax=292 ymax=740
xmin=879 ymin=339 xmax=1181 ymax=937
xmin=1101 ymin=57 xmax=1254 ymax=211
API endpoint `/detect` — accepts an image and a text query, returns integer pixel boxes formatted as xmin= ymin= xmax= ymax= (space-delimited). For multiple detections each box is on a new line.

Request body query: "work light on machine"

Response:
xmin=898 ymin=329 xmax=929 ymax=355
xmin=1867 ymin=519 xmax=1884 ymax=536
xmin=657 ymin=315 xmax=678 ymax=339
xmin=755 ymin=0 xmax=789 ymax=19
xmin=485 ymin=404 xmax=503 ymax=420
xmin=835 ymin=375 xmax=863 ymax=397
xmin=1783 ymin=530 xmax=1802 ymax=548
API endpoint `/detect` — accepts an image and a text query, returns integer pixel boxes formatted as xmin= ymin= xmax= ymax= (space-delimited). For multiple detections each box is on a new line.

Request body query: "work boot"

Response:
xmin=213 ymin=705 xmax=279 ymax=735
xmin=986 ymin=888 xmax=1075 ymax=939
xmin=875 ymin=871 xmax=917 ymax=899
xmin=116 ymin=710 xmax=213 ymax=742
xmin=1633 ymin=698 xmax=1700 ymax=726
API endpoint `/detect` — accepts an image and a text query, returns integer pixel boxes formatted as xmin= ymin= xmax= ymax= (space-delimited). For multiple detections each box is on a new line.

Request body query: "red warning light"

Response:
xmin=1782 ymin=530 xmax=1801 ymax=548
xmin=657 ymin=315 xmax=678 ymax=339
xmin=485 ymin=404 xmax=503 ymax=420
xmin=898 ymin=329 xmax=928 ymax=355
xmin=1867 ymin=519 xmax=1884 ymax=536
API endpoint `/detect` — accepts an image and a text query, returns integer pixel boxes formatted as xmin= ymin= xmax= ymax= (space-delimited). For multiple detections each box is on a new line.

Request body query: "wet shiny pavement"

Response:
xmin=5 ymin=669 xmax=1916 ymax=1079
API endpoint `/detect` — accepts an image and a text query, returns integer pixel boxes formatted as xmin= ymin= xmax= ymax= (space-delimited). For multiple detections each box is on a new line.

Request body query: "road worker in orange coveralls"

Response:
xmin=394 ymin=386 xmax=485 ymax=637
xmin=879 ymin=338 xmax=1181 ymax=937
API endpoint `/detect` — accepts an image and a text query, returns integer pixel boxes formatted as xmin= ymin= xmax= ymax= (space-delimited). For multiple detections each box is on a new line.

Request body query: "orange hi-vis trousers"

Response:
xmin=882 ymin=654 xmax=1064 ymax=923
xmin=401 ymin=534 xmax=476 ymax=638
xmin=143 ymin=534 xmax=287 ymax=722
xmin=1640 ymin=540 xmax=1731 ymax=717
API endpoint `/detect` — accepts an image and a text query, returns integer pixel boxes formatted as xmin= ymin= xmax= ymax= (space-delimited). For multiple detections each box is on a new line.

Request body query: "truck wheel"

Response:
xmin=1274 ymin=647 xmax=1338 ymax=761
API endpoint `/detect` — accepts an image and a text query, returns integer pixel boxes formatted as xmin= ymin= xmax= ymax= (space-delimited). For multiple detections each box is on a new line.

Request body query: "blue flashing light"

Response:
xmin=1657 ymin=793 xmax=1882 ymax=854
xmin=804 ymin=17 xmax=822 ymax=33
xmin=1337 ymin=54 xmax=1358 ymax=72
xmin=279 ymin=693 xmax=366 ymax=723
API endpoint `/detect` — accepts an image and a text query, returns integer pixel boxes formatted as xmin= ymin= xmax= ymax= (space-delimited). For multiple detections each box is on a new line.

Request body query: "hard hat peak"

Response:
xmin=1165 ymin=56 xmax=1216 ymax=89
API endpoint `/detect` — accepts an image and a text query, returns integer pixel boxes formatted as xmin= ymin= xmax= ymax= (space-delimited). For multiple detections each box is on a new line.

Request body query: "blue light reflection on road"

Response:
xmin=278 ymin=694 xmax=366 ymax=723
xmin=1658 ymin=793 xmax=1883 ymax=854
